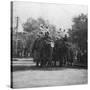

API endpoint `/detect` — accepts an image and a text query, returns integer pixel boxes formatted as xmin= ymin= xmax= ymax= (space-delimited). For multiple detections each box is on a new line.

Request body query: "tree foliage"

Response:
xmin=68 ymin=13 xmax=88 ymax=53
xmin=12 ymin=17 xmax=58 ymax=58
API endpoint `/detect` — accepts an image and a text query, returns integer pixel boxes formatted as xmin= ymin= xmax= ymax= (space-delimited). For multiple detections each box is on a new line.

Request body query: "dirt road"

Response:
xmin=12 ymin=61 xmax=87 ymax=88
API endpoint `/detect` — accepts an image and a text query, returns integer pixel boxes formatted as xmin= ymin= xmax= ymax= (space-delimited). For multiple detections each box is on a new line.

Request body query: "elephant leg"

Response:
xmin=59 ymin=61 xmax=60 ymax=67
xmin=40 ymin=61 xmax=42 ymax=67
xmin=47 ymin=60 xmax=51 ymax=67
xmin=54 ymin=60 xmax=56 ymax=66
xmin=59 ymin=60 xmax=63 ymax=67
xmin=40 ymin=60 xmax=44 ymax=67
xmin=47 ymin=61 xmax=50 ymax=67
xmin=43 ymin=60 xmax=46 ymax=67
xmin=36 ymin=61 xmax=39 ymax=67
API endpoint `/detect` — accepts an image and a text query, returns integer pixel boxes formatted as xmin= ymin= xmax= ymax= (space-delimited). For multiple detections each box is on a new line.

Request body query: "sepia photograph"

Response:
xmin=11 ymin=1 xmax=88 ymax=89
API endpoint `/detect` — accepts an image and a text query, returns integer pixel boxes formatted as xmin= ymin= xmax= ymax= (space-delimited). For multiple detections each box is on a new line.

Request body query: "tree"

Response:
xmin=23 ymin=17 xmax=39 ymax=33
xmin=69 ymin=13 xmax=88 ymax=53
xmin=37 ymin=17 xmax=48 ymax=27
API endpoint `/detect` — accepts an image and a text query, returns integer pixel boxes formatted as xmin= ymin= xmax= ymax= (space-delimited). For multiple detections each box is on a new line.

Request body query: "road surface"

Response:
xmin=12 ymin=59 xmax=88 ymax=88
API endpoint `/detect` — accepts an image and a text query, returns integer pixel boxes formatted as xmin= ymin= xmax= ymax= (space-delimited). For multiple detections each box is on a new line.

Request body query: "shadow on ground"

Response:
xmin=11 ymin=65 xmax=87 ymax=72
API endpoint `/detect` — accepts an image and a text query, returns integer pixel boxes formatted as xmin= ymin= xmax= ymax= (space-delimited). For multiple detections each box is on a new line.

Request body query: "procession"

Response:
xmin=11 ymin=2 xmax=88 ymax=88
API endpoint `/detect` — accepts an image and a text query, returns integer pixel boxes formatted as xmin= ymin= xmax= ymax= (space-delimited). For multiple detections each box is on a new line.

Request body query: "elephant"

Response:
xmin=31 ymin=32 xmax=54 ymax=67
xmin=52 ymin=39 xmax=68 ymax=67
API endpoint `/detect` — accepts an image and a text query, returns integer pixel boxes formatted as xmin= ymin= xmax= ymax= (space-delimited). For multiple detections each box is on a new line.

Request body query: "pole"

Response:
xmin=15 ymin=16 xmax=19 ymax=56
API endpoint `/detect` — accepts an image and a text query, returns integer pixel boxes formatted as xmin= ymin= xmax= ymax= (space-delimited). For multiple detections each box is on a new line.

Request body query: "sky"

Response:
xmin=13 ymin=1 xmax=88 ymax=32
